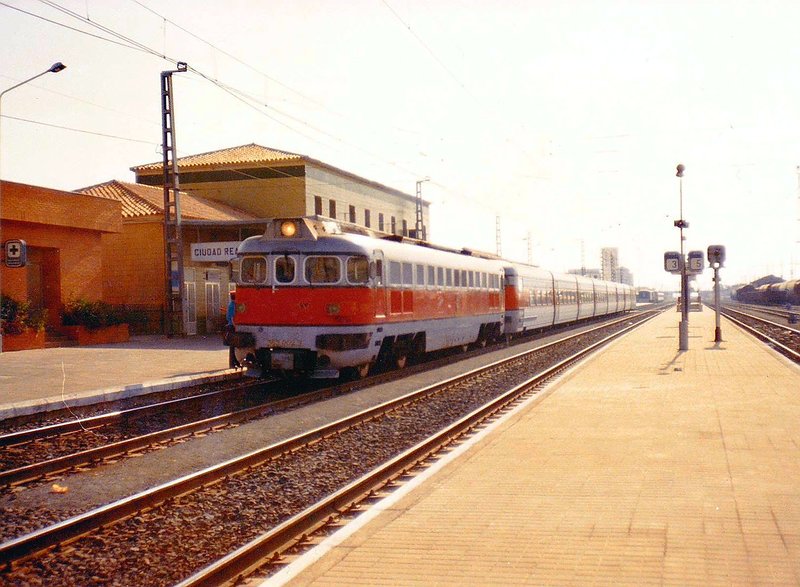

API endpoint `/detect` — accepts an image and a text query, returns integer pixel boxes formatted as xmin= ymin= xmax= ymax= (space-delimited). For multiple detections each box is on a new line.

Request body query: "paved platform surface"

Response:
xmin=0 ymin=334 xmax=236 ymax=419
xmin=271 ymin=309 xmax=800 ymax=586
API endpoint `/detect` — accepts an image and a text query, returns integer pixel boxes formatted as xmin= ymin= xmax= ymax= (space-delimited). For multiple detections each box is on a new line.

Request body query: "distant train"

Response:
xmin=227 ymin=217 xmax=635 ymax=378
xmin=636 ymin=289 xmax=664 ymax=304
xmin=734 ymin=280 xmax=800 ymax=306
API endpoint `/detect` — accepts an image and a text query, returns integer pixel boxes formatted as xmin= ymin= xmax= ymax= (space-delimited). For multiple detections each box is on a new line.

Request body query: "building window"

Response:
xmin=349 ymin=205 xmax=356 ymax=223
xmin=402 ymin=219 xmax=408 ymax=236
xmin=314 ymin=196 xmax=323 ymax=216
xmin=391 ymin=216 xmax=396 ymax=235
xmin=329 ymin=200 xmax=337 ymax=220
xmin=364 ymin=209 xmax=371 ymax=228
xmin=378 ymin=213 xmax=384 ymax=231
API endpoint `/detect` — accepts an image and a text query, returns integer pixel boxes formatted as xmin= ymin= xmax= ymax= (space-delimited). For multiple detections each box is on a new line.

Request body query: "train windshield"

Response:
xmin=240 ymin=256 xmax=268 ymax=284
xmin=305 ymin=256 xmax=341 ymax=284
xmin=275 ymin=256 xmax=295 ymax=283
xmin=347 ymin=256 xmax=369 ymax=284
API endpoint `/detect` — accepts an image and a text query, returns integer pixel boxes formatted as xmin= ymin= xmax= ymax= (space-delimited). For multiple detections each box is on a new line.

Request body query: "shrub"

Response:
xmin=1 ymin=295 xmax=47 ymax=333
xmin=61 ymin=300 xmax=142 ymax=329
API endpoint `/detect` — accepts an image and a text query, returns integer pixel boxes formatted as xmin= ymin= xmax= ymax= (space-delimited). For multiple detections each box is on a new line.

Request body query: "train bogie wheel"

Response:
xmin=341 ymin=364 xmax=368 ymax=381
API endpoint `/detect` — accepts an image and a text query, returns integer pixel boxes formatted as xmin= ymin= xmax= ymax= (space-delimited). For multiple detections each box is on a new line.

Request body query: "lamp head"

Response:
xmin=676 ymin=163 xmax=685 ymax=178
xmin=49 ymin=62 xmax=66 ymax=73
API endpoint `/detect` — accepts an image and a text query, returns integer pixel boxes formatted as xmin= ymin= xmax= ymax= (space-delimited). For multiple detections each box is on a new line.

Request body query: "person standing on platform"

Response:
xmin=226 ymin=292 xmax=241 ymax=368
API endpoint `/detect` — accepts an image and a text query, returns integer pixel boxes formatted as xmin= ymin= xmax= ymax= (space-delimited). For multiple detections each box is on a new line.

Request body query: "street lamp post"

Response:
xmin=674 ymin=163 xmax=689 ymax=351
xmin=0 ymin=62 xmax=66 ymax=353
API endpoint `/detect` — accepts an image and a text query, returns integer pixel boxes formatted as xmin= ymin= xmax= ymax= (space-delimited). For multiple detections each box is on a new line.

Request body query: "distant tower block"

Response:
xmin=601 ymin=247 xmax=619 ymax=282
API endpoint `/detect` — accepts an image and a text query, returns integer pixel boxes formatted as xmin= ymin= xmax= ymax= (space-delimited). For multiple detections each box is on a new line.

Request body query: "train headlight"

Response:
xmin=280 ymin=220 xmax=298 ymax=237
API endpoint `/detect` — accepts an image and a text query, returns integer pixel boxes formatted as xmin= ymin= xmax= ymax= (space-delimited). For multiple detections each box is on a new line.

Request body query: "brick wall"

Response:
xmin=1 ymin=181 xmax=121 ymax=327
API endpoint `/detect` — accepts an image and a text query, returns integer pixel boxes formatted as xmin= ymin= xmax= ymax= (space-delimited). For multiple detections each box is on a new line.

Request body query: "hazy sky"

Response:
xmin=2 ymin=0 xmax=799 ymax=290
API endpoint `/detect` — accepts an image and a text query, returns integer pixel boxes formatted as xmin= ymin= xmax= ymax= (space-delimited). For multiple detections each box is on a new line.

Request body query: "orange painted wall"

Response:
xmin=101 ymin=219 xmax=165 ymax=306
xmin=1 ymin=181 xmax=121 ymax=325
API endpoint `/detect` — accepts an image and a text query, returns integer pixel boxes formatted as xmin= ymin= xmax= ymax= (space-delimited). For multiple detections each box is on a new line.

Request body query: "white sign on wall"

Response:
xmin=191 ymin=241 xmax=241 ymax=262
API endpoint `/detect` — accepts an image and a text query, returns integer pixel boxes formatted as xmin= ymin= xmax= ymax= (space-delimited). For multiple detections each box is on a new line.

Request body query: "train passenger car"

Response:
xmin=229 ymin=217 xmax=506 ymax=378
xmin=502 ymin=262 xmax=635 ymax=336
xmin=502 ymin=264 xmax=556 ymax=333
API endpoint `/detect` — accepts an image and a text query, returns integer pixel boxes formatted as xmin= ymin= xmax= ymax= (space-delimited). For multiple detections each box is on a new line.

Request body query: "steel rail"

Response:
xmin=725 ymin=302 xmax=798 ymax=325
xmin=0 ymin=310 xmax=657 ymax=568
xmin=0 ymin=387 xmax=242 ymax=448
xmin=177 ymin=312 xmax=659 ymax=587
xmin=721 ymin=308 xmax=800 ymax=362
xmin=0 ymin=312 xmax=642 ymax=488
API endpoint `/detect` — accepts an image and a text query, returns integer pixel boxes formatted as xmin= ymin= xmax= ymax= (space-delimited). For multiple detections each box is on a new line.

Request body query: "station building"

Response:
xmin=76 ymin=180 xmax=262 ymax=335
xmin=131 ymin=144 xmax=428 ymax=238
xmin=0 ymin=180 xmax=122 ymax=332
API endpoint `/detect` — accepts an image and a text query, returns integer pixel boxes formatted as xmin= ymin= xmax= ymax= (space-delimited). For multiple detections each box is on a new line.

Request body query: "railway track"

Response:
xmin=0 ymin=309 xmax=659 ymax=586
xmin=720 ymin=304 xmax=800 ymax=362
xmin=724 ymin=301 xmax=799 ymax=326
xmin=0 ymin=312 xmax=646 ymax=493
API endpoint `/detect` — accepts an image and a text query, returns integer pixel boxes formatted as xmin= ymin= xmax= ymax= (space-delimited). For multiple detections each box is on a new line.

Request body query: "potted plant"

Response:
xmin=1 ymin=295 xmax=47 ymax=352
xmin=61 ymin=299 xmax=131 ymax=345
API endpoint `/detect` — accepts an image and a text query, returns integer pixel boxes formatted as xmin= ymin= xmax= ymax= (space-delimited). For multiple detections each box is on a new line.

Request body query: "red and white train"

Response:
xmin=228 ymin=217 xmax=635 ymax=378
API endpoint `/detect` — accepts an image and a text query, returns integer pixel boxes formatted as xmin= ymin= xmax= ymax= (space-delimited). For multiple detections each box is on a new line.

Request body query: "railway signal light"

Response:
xmin=707 ymin=245 xmax=725 ymax=267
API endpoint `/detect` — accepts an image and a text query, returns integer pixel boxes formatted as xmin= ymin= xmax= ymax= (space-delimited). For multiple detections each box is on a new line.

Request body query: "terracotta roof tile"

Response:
xmin=76 ymin=180 xmax=259 ymax=221
xmin=131 ymin=144 xmax=303 ymax=172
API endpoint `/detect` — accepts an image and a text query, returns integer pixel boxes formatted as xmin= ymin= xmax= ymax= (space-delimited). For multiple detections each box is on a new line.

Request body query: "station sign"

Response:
xmin=3 ymin=239 xmax=27 ymax=268
xmin=687 ymin=250 xmax=705 ymax=274
xmin=190 ymin=241 xmax=241 ymax=262
xmin=664 ymin=251 xmax=682 ymax=274
xmin=707 ymin=245 xmax=725 ymax=266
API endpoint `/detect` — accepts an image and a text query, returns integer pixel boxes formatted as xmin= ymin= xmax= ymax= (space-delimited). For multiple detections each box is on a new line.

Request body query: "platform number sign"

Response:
xmin=3 ymin=239 xmax=27 ymax=268
xmin=687 ymin=250 xmax=705 ymax=274
xmin=664 ymin=251 xmax=682 ymax=274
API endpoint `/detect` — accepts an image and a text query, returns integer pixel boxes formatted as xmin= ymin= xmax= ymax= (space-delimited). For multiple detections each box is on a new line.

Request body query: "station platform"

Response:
xmin=0 ymin=334 xmax=236 ymax=420
xmin=270 ymin=308 xmax=800 ymax=585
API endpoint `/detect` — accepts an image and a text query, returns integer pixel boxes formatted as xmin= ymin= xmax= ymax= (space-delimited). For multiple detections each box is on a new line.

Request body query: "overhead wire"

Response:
xmin=1 ymin=114 xmax=155 ymax=144
xmin=4 ymin=0 xmax=469 ymax=205
xmin=25 ymin=0 xmax=431 ymax=192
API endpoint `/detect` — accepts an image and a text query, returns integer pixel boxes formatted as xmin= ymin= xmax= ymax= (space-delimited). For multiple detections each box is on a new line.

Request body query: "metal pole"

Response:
xmin=0 ymin=62 xmax=66 ymax=353
xmin=713 ymin=265 xmax=722 ymax=342
xmin=676 ymin=164 xmax=689 ymax=351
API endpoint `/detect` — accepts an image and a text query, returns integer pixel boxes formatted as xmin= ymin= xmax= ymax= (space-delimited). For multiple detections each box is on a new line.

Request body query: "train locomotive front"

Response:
xmin=228 ymin=217 xmax=506 ymax=379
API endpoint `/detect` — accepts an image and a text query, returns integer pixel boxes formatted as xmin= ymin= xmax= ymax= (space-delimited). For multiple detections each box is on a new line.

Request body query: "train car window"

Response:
xmin=241 ymin=256 xmax=267 ymax=284
xmin=427 ymin=266 xmax=435 ymax=288
xmin=402 ymin=262 xmax=413 ymax=285
xmin=275 ymin=256 xmax=295 ymax=283
xmin=454 ymin=269 xmax=461 ymax=287
xmin=373 ymin=259 xmax=384 ymax=285
xmin=481 ymin=273 xmax=487 ymax=289
xmin=416 ymin=264 xmax=425 ymax=286
xmin=460 ymin=270 xmax=467 ymax=288
xmin=347 ymin=256 xmax=369 ymax=284
xmin=468 ymin=271 xmax=474 ymax=288
xmin=446 ymin=268 xmax=453 ymax=287
xmin=437 ymin=267 xmax=444 ymax=286
xmin=389 ymin=261 xmax=402 ymax=285
xmin=305 ymin=256 xmax=341 ymax=284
